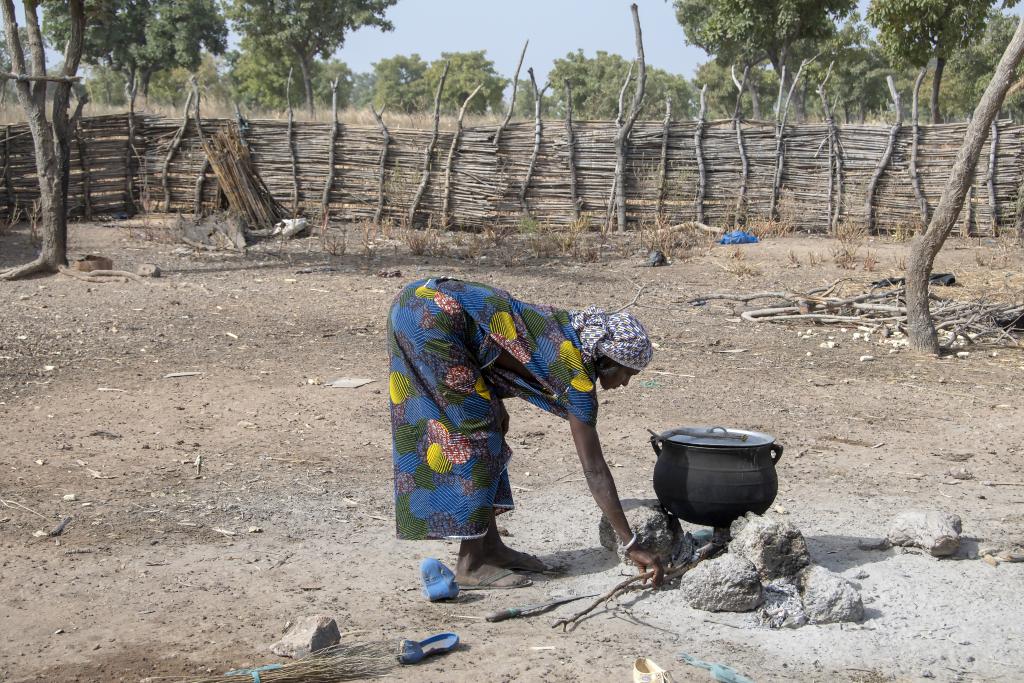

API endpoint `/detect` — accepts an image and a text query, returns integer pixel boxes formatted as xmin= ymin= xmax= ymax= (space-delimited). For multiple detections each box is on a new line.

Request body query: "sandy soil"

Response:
xmin=1 ymin=219 xmax=1022 ymax=683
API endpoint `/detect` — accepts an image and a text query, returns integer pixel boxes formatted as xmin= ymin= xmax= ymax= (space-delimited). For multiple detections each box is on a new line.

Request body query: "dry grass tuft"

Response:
xmin=403 ymin=227 xmax=440 ymax=256
xmin=831 ymin=220 xmax=866 ymax=269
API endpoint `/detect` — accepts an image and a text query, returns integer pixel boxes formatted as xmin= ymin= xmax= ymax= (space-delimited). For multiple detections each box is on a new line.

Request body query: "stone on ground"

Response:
xmin=599 ymin=499 xmax=676 ymax=564
xmin=728 ymin=512 xmax=810 ymax=580
xmin=797 ymin=565 xmax=864 ymax=624
xmin=887 ymin=509 xmax=962 ymax=557
xmin=270 ymin=615 xmax=341 ymax=658
xmin=678 ymin=553 xmax=764 ymax=612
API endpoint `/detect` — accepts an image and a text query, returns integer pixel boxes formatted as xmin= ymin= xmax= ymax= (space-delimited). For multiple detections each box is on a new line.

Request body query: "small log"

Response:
xmin=161 ymin=88 xmax=194 ymax=211
xmin=865 ymin=76 xmax=903 ymax=235
xmin=408 ymin=61 xmax=448 ymax=226
xmin=286 ymin=68 xmax=299 ymax=218
xmin=494 ymin=40 xmax=528 ymax=149
xmin=987 ymin=119 xmax=999 ymax=232
xmin=694 ymin=84 xmax=707 ymax=223
xmin=443 ymin=83 xmax=482 ymax=226
xmin=370 ymin=104 xmax=390 ymax=225
xmin=656 ymin=96 xmax=671 ymax=218
xmin=519 ymin=69 xmax=549 ymax=216
xmin=320 ymin=78 xmax=340 ymax=225
xmin=564 ymin=79 xmax=580 ymax=220
xmin=910 ymin=67 xmax=928 ymax=227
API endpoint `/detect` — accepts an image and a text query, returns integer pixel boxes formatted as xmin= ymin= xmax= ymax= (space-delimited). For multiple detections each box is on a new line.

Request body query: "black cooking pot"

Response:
xmin=650 ymin=426 xmax=783 ymax=528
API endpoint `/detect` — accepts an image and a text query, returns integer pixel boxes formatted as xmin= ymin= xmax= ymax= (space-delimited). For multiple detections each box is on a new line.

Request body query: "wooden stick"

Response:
xmin=732 ymin=64 xmax=750 ymax=225
xmin=564 ymin=79 xmax=580 ymax=221
xmin=286 ymin=68 xmax=299 ymax=218
xmin=320 ymin=78 xmax=340 ymax=226
xmin=607 ymin=60 xmax=633 ymax=233
xmin=519 ymin=69 xmax=548 ymax=216
xmin=162 ymin=88 xmax=194 ymax=211
xmin=865 ymin=76 xmax=902 ymax=235
xmin=694 ymin=84 xmax=707 ymax=224
xmin=74 ymin=115 xmax=92 ymax=219
xmin=409 ymin=61 xmax=448 ymax=227
xmin=614 ymin=3 xmax=646 ymax=233
xmin=2 ymin=124 xmax=12 ymax=217
xmin=494 ymin=40 xmax=528 ymax=149
xmin=0 ymin=72 xmax=80 ymax=83
xmin=987 ymin=119 xmax=999 ymax=233
xmin=656 ymin=96 xmax=671 ymax=218
xmin=370 ymin=104 xmax=389 ymax=225
xmin=910 ymin=67 xmax=929 ymax=227
xmin=443 ymin=83 xmax=482 ymax=226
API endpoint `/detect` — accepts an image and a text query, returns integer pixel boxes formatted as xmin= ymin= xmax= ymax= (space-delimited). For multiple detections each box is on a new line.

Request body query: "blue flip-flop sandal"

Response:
xmin=398 ymin=632 xmax=460 ymax=665
xmin=420 ymin=557 xmax=460 ymax=601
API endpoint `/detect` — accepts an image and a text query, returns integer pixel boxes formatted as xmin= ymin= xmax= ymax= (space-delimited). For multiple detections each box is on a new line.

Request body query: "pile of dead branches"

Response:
xmin=200 ymin=125 xmax=284 ymax=229
xmin=693 ymin=278 xmax=1023 ymax=347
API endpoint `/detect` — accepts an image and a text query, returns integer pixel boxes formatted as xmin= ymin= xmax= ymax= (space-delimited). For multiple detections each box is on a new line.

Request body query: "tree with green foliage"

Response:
xmin=227 ymin=0 xmax=396 ymax=117
xmin=674 ymin=0 xmax=856 ymax=90
xmin=44 ymin=0 xmax=227 ymax=104
xmin=149 ymin=53 xmax=231 ymax=109
xmin=421 ymin=51 xmax=507 ymax=114
xmin=693 ymin=61 xmax=778 ymax=119
xmin=371 ymin=53 xmax=431 ymax=113
xmin=942 ymin=11 xmax=1024 ymax=120
xmin=350 ymin=71 xmax=376 ymax=108
xmin=867 ymin=0 xmax=1020 ymax=123
xmin=547 ymin=50 xmax=696 ymax=119
xmin=226 ymin=36 xmax=353 ymax=112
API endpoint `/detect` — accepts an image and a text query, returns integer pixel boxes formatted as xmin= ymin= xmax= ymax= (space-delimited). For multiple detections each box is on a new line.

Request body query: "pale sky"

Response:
xmin=337 ymin=0 xmax=708 ymax=82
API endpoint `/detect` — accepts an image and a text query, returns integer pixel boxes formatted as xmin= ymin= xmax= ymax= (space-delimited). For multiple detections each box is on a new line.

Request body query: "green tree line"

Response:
xmin=25 ymin=1 xmax=1024 ymax=123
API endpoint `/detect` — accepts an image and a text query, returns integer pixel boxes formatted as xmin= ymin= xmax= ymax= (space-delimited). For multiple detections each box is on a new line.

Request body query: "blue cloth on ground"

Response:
xmin=420 ymin=557 xmax=460 ymax=601
xmin=719 ymin=230 xmax=759 ymax=245
xmin=678 ymin=652 xmax=756 ymax=683
xmin=398 ymin=632 xmax=460 ymax=664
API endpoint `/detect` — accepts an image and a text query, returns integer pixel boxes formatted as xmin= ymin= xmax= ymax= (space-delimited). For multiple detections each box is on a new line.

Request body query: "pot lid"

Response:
xmin=659 ymin=426 xmax=776 ymax=448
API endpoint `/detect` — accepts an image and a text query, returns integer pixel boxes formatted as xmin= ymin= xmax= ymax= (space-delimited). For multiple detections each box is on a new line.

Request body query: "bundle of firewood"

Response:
xmin=200 ymin=125 xmax=284 ymax=229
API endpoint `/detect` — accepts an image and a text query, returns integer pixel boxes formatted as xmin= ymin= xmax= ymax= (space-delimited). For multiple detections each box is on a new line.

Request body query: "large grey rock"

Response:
xmin=729 ymin=512 xmax=810 ymax=580
xmin=887 ymin=509 xmax=962 ymax=557
xmin=599 ymin=499 xmax=675 ymax=564
xmin=270 ymin=615 xmax=341 ymax=658
xmin=797 ymin=565 xmax=864 ymax=624
xmin=678 ymin=553 xmax=764 ymax=612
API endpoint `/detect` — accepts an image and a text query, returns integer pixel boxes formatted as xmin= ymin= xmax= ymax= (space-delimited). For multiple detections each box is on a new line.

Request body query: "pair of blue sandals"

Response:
xmin=398 ymin=557 xmax=463 ymax=665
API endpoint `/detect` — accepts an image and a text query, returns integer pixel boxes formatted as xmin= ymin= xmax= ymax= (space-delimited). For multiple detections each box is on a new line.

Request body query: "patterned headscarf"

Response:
xmin=568 ymin=306 xmax=653 ymax=371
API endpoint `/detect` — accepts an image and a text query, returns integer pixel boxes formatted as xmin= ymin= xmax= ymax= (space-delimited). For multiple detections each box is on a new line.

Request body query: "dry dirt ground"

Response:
xmin=1 ymin=219 xmax=1023 ymax=683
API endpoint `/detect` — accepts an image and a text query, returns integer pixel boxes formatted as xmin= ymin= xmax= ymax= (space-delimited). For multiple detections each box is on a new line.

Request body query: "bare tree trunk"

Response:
xmin=0 ymin=0 xmax=84 ymax=281
xmin=906 ymin=19 xmax=1024 ymax=353
xmin=693 ymin=84 xmax=707 ymax=224
xmin=930 ymin=56 xmax=945 ymax=124
xmin=749 ymin=84 xmax=761 ymax=120
xmin=296 ymin=51 xmax=315 ymax=118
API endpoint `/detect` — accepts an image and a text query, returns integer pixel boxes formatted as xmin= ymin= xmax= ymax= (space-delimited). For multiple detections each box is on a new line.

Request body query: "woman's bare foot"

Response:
xmin=455 ymin=562 xmax=532 ymax=588
xmin=486 ymin=543 xmax=549 ymax=572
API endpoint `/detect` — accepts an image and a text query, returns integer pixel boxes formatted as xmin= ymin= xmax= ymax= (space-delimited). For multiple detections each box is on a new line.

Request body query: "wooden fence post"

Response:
xmin=519 ymin=68 xmax=549 ymax=217
xmin=161 ymin=88 xmax=194 ymax=211
xmin=564 ymin=79 xmax=580 ymax=221
xmin=3 ymin=124 xmax=13 ymax=216
xmin=494 ymin=41 xmax=528 ymax=150
xmin=75 ymin=121 xmax=92 ymax=220
xmin=865 ymin=76 xmax=902 ymax=235
xmin=987 ymin=119 xmax=999 ymax=233
xmin=770 ymin=59 xmax=811 ymax=222
xmin=320 ymin=78 xmax=339 ymax=226
xmin=190 ymin=77 xmax=210 ymax=217
xmin=613 ymin=3 xmax=646 ymax=233
xmin=442 ymin=83 xmax=482 ymax=227
xmin=656 ymin=96 xmax=671 ymax=219
xmin=694 ymin=84 xmax=707 ymax=223
xmin=732 ymin=64 xmax=750 ymax=225
xmin=125 ymin=75 xmax=138 ymax=214
xmin=286 ymin=68 xmax=300 ymax=218
xmin=910 ymin=67 xmax=928 ymax=227
xmin=370 ymin=104 xmax=390 ymax=225
xmin=409 ymin=61 xmax=448 ymax=227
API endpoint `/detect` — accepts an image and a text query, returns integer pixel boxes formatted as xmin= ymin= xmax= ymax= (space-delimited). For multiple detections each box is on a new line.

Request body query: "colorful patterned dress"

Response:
xmin=388 ymin=277 xmax=598 ymax=540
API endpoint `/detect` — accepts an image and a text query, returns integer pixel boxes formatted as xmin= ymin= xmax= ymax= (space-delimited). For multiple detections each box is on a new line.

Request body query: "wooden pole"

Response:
xmin=770 ymin=59 xmax=812 ymax=221
xmin=125 ymin=74 xmax=138 ymax=214
xmin=409 ymin=61 xmax=448 ymax=226
xmin=74 ymin=120 xmax=91 ymax=219
xmin=494 ymin=40 xmax=528 ymax=149
xmin=656 ymin=96 xmax=671 ymax=219
xmin=370 ymin=104 xmax=390 ymax=225
xmin=161 ymin=87 xmax=194 ymax=211
xmin=987 ymin=119 xmax=999 ymax=233
xmin=694 ymin=84 xmax=707 ymax=223
xmin=190 ymin=77 xmax=209 ymax=217
xmin=519 ymin=69 xmax=548 ymax=216
xmin=320 ymin=78 xmax=339 ymax=225
xmin=286 ymin=68 xmax=299 ymax=218
xmin=732 ymin=64 xmax=750 ymax=225
xmin=607 ymin=61 xmax=633 ymax=232
xmin=910 ymin=67 xmax=929 ymax=227
xmin=865 ymin=76 xmax=902 ymax=235
xmin=564 ymin=79 xmax=580 ymax=221
xmin=3 ymin=124 xmax=13 ymax=217
xmin=443 ymin=83 xmax=482 ymax=226
xmin=614 ymin=3 xmax=646 ymax=232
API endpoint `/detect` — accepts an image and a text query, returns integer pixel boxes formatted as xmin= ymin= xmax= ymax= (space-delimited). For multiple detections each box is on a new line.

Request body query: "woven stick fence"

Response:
xmin=0 ymin=111 xmax=1022 ymax=238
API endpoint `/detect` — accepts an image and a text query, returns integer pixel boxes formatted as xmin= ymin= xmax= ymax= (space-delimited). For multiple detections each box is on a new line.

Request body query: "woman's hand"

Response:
xmin=627 ymin=546 xmax=665 ymax=586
